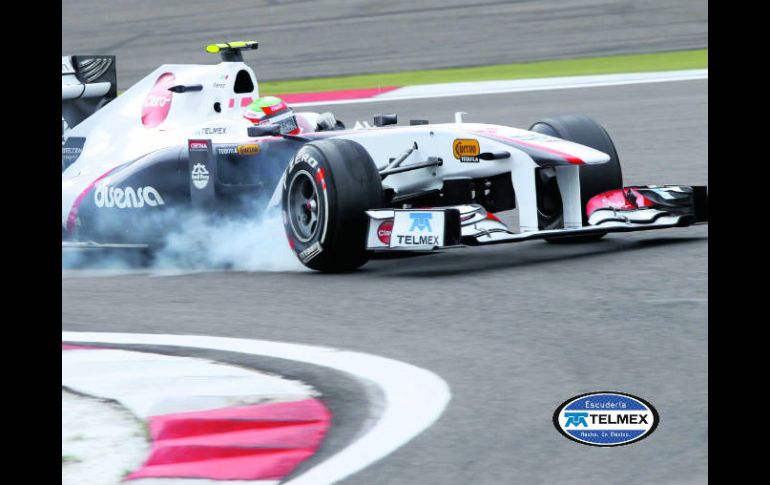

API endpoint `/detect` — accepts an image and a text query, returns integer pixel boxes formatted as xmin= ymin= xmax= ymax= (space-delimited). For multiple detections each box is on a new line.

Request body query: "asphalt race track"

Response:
xmin=62 ymin=0 xmax=708 ymax=87
xmin=62 ymin=79 xmax=708 ymax=485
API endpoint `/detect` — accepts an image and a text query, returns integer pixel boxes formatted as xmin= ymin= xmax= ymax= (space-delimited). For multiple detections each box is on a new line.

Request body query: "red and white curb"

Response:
xmin=278 ymin=69 xmax=708 ymax=108
xmin=62 ymin=331 xmax=451 ymax=485
xmin=63 ymin=344 xmax=330 ymax=483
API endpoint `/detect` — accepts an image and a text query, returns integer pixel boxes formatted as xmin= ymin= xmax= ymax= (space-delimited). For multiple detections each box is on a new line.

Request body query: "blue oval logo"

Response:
xmin=553 ymin=391 xmax=659 ymax=447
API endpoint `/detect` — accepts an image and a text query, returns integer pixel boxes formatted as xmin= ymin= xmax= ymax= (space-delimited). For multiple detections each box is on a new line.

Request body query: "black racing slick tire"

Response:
xmin=529 ymin=114 xmax=623 ymax=243
xmin=282 ymin=139 xmax=384 ymax=272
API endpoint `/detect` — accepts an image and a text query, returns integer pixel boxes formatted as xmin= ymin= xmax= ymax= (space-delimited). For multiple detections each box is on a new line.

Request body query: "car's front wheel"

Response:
xmin=529 ymin=114 xmax=623 ymax=243
xmin=282 ymin=139 xmax=383 ymax=272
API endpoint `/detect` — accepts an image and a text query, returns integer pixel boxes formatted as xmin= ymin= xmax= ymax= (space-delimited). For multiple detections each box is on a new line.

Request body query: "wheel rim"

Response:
xmin=287 ymin=170 xmax=320 ymax=243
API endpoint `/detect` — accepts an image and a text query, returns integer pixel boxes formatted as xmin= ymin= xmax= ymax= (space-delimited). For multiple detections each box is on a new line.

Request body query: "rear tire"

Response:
xmin=529 ymin=114 xmax=623 ymax=243
xmin=282 ymin=139 xmax=383 ymax=272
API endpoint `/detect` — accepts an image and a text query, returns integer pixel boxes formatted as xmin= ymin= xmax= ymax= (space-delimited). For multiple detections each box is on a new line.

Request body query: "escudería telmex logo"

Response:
xmin=553 ymin=391 xmax=659 ymax=446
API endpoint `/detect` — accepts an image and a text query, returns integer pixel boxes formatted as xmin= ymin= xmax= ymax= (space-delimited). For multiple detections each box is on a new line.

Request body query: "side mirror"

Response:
xmin=248 ymin=124 xmax=281 ymax=137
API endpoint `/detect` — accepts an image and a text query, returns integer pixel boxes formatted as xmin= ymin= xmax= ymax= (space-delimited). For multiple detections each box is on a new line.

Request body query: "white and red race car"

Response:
xmin=62 ymin=42 xmax=708 ymax=272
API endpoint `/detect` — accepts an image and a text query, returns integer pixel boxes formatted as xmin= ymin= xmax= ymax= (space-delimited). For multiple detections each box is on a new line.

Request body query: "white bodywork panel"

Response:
xmin=556 ymin=165 xmax=583 ymax=229
xmin=62 ymin=61 xmax=259 ymax=224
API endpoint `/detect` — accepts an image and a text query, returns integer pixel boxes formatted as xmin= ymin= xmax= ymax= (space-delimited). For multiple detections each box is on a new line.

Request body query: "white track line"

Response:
xmin=62 ymin=331 xmax=452 ymax=485
xmin=62 ymin=348 xmax=315 ymax=417
xmin=291 ymin=69 xmax=708 ymax=107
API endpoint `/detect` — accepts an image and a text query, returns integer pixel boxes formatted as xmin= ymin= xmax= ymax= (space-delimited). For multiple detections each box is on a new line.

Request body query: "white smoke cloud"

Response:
xmin=152 ymin=209 xmax=305 ymax=272
xmin=62 ymin=207 xmax=307 ymax=274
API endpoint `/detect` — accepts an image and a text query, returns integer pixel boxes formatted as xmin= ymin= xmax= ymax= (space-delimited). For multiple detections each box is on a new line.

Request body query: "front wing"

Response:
xmin=365 ymin=185 xmax=708 ymax=251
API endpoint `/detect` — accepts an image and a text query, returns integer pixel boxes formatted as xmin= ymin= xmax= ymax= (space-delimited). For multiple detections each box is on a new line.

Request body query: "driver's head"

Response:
xmin=243 ymin=96 xmax=300 ymax=134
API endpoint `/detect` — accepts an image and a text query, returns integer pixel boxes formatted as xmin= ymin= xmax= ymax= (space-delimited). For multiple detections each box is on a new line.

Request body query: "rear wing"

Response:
xmin=62 ymin=55 xmax=117 ymax=134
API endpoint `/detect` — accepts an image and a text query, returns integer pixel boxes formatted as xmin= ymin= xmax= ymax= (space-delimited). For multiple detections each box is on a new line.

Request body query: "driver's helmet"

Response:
xmin=243 ymin=96 xmax=300 ymax=134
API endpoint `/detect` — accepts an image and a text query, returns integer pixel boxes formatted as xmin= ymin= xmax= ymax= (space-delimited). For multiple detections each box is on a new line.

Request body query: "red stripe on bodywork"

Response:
xmin=65 ymin=167 xmax=120 ymax=233
xmin=61 ymin=344 xmax=101 ymax=350
xmin=510 ymin=138 xmax=585 ymax=165
xmin=126 ymin=399 xmax=332 ymax=481
xmin=277 ymin=86 xmax=400 ymax=104
xmin=472 ymin=131 xmax=585 ymax=165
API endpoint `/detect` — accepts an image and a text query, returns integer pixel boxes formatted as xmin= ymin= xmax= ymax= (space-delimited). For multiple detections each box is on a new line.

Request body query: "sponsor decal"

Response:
xmin=217 ymin=146 xmax=238 ymax=155
xmin=195 ymin=127 xmax=227 ymax=135
xmin=553 ymin=392 xmax=659 ymax=447
xmin=237 ymin=144 xmax=261 ymax=155
xmin=288 ymin=153 xmax=319 ymax=173
xmin=62 ymin=137 xmax=86 ymax=167
xmin=396 ymin=234 xmax=439 ymax=245
xmin=189 ymin=140 xmax=209 ymax=151
xmin=142 ymin=72 xmax=175 ymax=128
xmin=262 ymin=101 xmax=288 ymax=114
xmin=390 ymin=210 xmax=445 ymax=249
xmin=409 ymin=212 xmax=433 ymax=232
xmin=453 ymin=139 xmax=480 ymax=162
xmin=191 ymin=163 xmax=210 ymax=190
xmin=377 ymin=220 xmax=393 ymax=245
xmin=94 ymin=185 xmax=165 ymax=209
xmin=298 ymin=241 xmax=323 ymax=263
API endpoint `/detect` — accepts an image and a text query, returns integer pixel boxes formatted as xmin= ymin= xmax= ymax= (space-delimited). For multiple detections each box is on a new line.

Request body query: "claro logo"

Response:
xmin=142 ymin=73 xmax=175 ymax=128
xmin=94 ymin=185 xmax=165 ymax=209
xmin=377 ymin=220 xmax=393 ymax=245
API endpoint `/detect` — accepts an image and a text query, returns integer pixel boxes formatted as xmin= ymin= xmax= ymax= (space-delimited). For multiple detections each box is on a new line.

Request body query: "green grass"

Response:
xmin=260 ymin=49 xmax=707 ymax=95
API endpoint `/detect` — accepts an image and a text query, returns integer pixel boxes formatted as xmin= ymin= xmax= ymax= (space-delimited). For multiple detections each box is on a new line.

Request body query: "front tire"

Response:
xmin=282 ymin=139 xmax=383 ymax=272
xmin=529 ymin=114 xmax=623 ymax=243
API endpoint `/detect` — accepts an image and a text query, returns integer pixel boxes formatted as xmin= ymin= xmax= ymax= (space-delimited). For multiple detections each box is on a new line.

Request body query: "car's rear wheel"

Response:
xmin=282 ymin=138 xmax=383 ymax=272
xmin=529 ymin=114 xmax=623 ymax=243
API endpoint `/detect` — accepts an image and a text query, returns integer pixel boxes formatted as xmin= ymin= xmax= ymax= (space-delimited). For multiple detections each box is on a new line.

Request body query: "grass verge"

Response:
xmin=260 ymin=49 xmax=707 ymax=95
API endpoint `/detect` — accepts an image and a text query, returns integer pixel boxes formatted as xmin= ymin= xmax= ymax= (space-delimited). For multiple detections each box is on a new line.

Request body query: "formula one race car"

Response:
xmin=62 ymin=41 xmax=708 ymax=272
